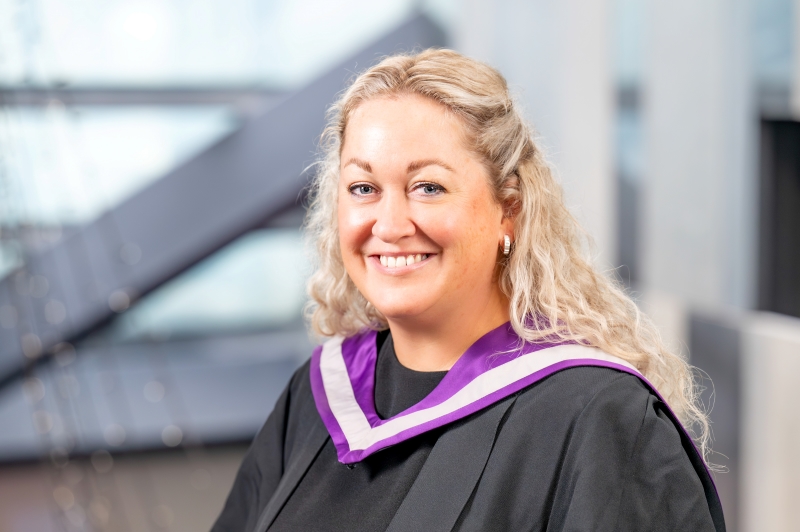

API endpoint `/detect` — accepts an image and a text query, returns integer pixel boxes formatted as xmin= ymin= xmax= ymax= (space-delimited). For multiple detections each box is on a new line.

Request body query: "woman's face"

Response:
xmin=338 ymin=94 xmax=513 ymax=326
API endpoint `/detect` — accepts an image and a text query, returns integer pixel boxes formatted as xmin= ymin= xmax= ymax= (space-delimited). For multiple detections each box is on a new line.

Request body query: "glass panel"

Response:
xmin=0 ymin=105 xmax=237 ymax=226
xmin=616 ymin=106 xmax=642 ymax=184
xmin=613 ymin=0 xmax=645 ymax=88
xmin=0 ymin=0 xmax=419 ymax=88
xmin=101 ymin=228 xmax=309 ymax=343
xmin=0 ymin=242 xmax=23 ymax=280
xmin=753 ymin=0 xmax=793 ymax=88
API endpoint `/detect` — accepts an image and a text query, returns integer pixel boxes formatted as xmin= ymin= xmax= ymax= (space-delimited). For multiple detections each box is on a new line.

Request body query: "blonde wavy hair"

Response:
xmin=304 ymin=48 xmax=710 ymax=458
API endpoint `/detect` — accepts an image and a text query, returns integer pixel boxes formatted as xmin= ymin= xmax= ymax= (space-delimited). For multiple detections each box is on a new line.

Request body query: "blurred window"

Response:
xmin=0 ymin=0 xmax=438 ymax=282
xmin=0 ymin=105 xmax=237 ymax=226
xmin=753 ymin=0 xmax=793 ymax=89
xmin=0 ymin=105 xmax=237 ymax=280
xmin=0 ymin=0 xmax=418 ymax=88
xmin=101 ymin=227 xmax=309 ymax=343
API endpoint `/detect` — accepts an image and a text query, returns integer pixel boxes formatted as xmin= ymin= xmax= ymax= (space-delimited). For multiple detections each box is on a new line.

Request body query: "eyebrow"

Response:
xmin=342 ymin=158 xmax=454 ymax=174
xmin=407 ymin=159 xmax=454 ymax=173
xmin=343 ymin=158 xmax=372 ymax=173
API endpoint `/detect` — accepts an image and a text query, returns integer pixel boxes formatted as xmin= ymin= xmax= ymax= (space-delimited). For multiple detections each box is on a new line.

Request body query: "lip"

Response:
xmin=368 ymin=253 xmax=436 ymax=274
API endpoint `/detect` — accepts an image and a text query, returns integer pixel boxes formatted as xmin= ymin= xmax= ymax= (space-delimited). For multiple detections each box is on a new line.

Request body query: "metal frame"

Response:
xmin=0 ymin=87 xmax=284 ymax=107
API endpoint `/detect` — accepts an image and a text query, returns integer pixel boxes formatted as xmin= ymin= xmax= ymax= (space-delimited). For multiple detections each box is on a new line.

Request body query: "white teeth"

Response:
xmin=379 ymin=254 xmax=431 ymax=268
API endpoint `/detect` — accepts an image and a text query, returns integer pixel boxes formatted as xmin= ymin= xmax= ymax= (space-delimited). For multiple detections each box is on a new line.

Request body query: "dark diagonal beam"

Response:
xmin=0 ymin=14 xmax=446 ymax=387
xmin=0 ymin=87 xmax=284 ymax=108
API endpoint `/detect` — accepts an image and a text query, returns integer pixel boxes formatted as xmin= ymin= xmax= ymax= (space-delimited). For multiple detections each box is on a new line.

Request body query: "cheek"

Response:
xmin=439 ymin=201 xmax=502 ymax=284
xmin=429 ymin=200 xmax=500 ymax=253
xmin=337 ymin=200 xmax=372 ymax=255
xmin=418 ymin=207 xmax=497 ymax=286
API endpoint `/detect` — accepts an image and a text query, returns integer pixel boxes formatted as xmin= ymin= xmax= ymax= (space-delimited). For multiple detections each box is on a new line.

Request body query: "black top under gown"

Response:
xmin=212 ymin=331 xmax=722 ymax=532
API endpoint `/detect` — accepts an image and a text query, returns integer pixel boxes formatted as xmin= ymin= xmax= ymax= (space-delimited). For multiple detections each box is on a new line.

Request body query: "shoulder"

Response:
xmin=512 ymin=364 xmax=654 ymax=422
xmin=467 ymin=365 xmax=719 ymax=530
xmin=287 ymin=357 xmax=313 ymax=400
xmin=283 ymin=358 xmax=317 ymax=431
xmin=506 ymin=365 xmax=712 ymax=500
xmin=247 ymin=358 xmax=315 ymax=456
xmin=506 ymin=364 xmax=687 ymax=466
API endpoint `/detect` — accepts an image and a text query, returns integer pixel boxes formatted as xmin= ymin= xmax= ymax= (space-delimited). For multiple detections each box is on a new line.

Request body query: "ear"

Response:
xmin=499 ymin=215 xmax=515 ymax=245
xmin=498 ymin=195 xmax=517 ymax=242
xmin=497 ymin=174 xmax=520 ymax=243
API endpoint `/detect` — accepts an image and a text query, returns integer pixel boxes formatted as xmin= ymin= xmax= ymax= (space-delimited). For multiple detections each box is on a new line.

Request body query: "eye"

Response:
xmin=413 ymin=182 xmax=445 ymax=195
xmin=349 ymin=183 xmax=376 ymax=196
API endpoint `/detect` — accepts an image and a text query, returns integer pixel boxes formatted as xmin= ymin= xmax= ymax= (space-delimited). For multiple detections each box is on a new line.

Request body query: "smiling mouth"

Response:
xmin=377 ymin=254 xmax=431 ymax=269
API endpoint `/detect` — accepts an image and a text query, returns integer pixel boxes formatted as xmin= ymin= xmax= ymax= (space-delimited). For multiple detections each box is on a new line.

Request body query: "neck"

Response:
xmin=387 ymin=289 xmax=511 ymax=372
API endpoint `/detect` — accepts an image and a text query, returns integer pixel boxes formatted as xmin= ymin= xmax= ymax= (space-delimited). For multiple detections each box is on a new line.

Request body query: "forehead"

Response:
xmin=341 ymin=94 xmax=471 ymax=162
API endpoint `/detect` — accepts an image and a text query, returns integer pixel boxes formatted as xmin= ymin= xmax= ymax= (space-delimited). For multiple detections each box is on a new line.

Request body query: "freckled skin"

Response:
xmin=338 ymin=94 xmax=514 ymax=371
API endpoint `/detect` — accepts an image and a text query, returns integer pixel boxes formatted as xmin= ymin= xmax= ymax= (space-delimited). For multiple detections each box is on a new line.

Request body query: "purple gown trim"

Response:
xmin=309 ymin=321 xmax=716 ymax=507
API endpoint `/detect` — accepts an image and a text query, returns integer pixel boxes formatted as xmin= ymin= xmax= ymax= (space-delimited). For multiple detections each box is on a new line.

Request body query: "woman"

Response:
xmin=213 ymin=49 xmax=725 ymax=532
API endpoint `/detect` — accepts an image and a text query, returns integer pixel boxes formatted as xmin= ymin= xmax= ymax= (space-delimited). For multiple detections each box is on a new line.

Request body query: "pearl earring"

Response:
xmin=503 ymin=235 xmax=511 ymax=256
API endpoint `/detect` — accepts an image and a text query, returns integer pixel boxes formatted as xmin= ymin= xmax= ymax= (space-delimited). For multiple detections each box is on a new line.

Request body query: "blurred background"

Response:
xmin=0 ymin=0 xmax=797 ymax=530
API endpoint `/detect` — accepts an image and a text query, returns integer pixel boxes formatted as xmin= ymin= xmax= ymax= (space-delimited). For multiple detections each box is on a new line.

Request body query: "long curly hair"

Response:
xmin=303 ymin=48 xmax=710 ymax=458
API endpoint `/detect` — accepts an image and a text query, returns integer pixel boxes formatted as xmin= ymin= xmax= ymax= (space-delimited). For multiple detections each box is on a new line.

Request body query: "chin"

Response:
xmin=370 ymin=296 xmax=434 ymax=322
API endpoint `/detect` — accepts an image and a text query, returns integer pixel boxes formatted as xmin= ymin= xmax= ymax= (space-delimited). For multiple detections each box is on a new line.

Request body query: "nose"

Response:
xmin=371 ymin=191 xmax=416 ymax=243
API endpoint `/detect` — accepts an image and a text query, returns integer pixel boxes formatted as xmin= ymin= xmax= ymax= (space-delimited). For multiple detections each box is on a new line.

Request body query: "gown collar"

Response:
xmin=310 ymin=321 xmax=641 ymax=464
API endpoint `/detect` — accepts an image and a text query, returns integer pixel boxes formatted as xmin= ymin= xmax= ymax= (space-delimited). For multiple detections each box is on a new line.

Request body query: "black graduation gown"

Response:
xmin=212 ymin=340 xmax=725 ymax=532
